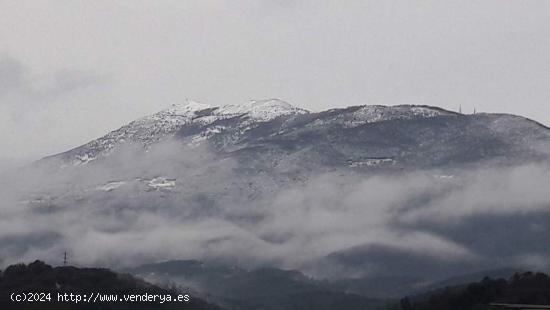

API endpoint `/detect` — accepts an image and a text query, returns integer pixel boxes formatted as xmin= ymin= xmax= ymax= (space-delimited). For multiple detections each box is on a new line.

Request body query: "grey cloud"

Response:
xmin=2 ymin=140 xmax=550 ymax=281
xmin=2 ymin=1 xmax=550 ymax=160
xmin=0 ymin=55 xmax=28 ymax=98
xmin=400 ymin=164 xmax=550 ymax=223
xmin=0 ymin=55 xmax=108 ymax=159
xmin=0 ymin=55 xmax=103 ymax=101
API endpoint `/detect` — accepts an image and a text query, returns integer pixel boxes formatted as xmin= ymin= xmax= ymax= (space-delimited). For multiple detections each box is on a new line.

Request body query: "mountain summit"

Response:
xmin=215 ymin=99 xmax=309 ymax=121
xmin=166 ymin=98 xmax=307 ymax=120
xmin=14 ymin=101 xmax=550 ymax=292
xmin=48 ymin=99 xmax=311 ymax=165
xmin=46 ymin=101 xmax=549 ymax=169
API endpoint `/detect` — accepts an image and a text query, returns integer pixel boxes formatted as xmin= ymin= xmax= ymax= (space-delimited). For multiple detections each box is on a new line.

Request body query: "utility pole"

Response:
xmin=459 ymin=105 xmax=462 ymax=114
xmin=63 ymin=251 xmax=67 ymax=266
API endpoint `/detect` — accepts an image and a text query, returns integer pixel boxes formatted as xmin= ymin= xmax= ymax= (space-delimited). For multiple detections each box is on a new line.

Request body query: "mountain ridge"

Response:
xmin=14 ymin=100 xmax=550 ymax=290
xmin=42 ymin=100 xmax=549 ymax=169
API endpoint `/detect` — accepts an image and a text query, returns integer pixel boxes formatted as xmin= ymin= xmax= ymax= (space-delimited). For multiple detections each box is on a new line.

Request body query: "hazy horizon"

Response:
xmin=2 ymin=1 xmax=550 ymax=160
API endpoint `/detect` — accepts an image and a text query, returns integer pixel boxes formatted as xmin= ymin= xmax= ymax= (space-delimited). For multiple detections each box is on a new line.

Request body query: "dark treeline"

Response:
xmin=5 ymin=260 xmax=550 ymax=310
xmin=0 ymin=260 xmax=221 ymax=310
xmin=387 ymin=272 xmax=550 ymax=310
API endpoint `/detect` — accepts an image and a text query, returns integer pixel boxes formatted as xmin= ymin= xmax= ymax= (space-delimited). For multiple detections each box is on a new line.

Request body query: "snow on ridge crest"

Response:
xmin=51 ymin=100 xmax=458 ymax=166
xmin=165 ymin=99 xmax=213 ymax=115
xmin=215 ymin=99 xmax=309 ymax=121
xmin=64 ymin=100 xmax=451 ymax=166
xmin=160 ymin=98 xmax=309 ymax=121
xmin=65 ymin=98 xmax=307 ymax=165
xmin=349 ymin=104 xmax=453 ymax=124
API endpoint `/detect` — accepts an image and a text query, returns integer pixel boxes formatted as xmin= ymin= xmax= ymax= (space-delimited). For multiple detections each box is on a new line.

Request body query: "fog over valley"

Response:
xmin=3 ymin=2 xmax=550 ymax=308
xmin=2 ymin=102 xmax=550 ymax=287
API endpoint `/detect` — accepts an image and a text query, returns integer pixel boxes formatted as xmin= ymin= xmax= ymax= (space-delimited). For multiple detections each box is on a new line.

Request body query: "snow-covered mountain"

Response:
xmin=48 ymin=99 xmax=308 ymax=165
xmin=9 ymin=99 xmax=550 ymax=292
xmin=45 ymin=99 xmax=550 ymax=170
xmin=35 ymin=99 xmax=550 ymax=216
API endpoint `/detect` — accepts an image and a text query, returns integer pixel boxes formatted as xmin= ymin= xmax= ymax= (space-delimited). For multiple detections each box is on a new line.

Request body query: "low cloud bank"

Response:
xmin=1 ymin=141 xmax=550 ymax=280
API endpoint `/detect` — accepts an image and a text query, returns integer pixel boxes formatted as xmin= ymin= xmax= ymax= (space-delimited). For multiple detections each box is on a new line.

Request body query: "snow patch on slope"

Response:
xmin=53 ymin=100 xmax=454 ymax=166
xmin=215 ymin=99 xmax=308 ymax=121
xmin=146 ymin=177 xmax=176 ymax=190
xmin=165 ymin=100 xmax=213 ymax=115
xmin=348 ymin=105 xmax=453 ymax=127
xmin=96 ymin=181 xmax=127 ymax=192
xmin=312 ymin=105 xmax=455 ymax=129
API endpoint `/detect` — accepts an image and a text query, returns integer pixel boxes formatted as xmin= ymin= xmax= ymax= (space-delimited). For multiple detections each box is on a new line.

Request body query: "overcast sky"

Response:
xmin=1 ymin=0 xmax=550 ymax=162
